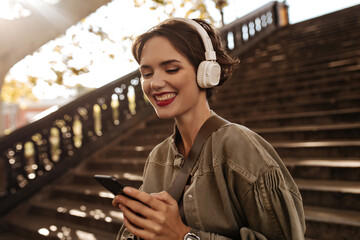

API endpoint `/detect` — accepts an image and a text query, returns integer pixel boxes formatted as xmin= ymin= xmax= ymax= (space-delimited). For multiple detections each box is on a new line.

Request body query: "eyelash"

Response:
xmin=142 ymin=68 xmax=179 ymax=78
xmin=166 ymin=68 xmax=179 ymax=73
xmin=142 ymin=73 xmax=152 ymax=78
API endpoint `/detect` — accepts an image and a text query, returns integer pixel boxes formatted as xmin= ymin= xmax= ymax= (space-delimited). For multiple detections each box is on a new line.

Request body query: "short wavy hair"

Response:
xmin=132 ymin=18 xmax=238 ymax=98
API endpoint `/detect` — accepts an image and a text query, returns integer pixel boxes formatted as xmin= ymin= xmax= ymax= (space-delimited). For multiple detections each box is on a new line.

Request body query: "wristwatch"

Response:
xmin=184 ymin=228 xmax=200 ymax=240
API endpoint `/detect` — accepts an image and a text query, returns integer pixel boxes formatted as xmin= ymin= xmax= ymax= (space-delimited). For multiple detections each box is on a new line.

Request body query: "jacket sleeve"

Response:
xmin=239 ymin=167 xmax=306 ymax=240
xmin=197 ymin=228 xmax=268 ymax=240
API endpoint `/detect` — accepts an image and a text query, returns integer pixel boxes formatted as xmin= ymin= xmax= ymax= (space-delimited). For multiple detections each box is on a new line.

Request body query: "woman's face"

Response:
xmin=139 ymin=36 xmax=206 ymax=119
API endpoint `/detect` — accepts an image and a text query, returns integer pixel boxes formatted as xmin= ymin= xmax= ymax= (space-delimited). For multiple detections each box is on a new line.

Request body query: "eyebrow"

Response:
xmin=140 ymin=59 xmax=181 ymax=70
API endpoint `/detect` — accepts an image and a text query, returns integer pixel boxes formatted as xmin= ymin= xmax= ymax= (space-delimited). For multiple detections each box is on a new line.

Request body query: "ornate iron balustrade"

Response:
xmin=0 ymin=70 xmax=154 ymax=215
xmin=0 ymin=1 xmax=288 ymax=216
xmin=220 ymin=1 xmax=288 ymax=56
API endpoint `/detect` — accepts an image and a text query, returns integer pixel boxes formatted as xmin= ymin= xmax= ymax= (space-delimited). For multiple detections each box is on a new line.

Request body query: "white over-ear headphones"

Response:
xmin=172 ymin=18 xmax=221 ymax=88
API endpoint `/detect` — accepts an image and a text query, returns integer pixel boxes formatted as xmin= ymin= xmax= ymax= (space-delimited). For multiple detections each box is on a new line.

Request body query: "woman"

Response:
xmin=112 ymin=18 xmax=306 ymax=240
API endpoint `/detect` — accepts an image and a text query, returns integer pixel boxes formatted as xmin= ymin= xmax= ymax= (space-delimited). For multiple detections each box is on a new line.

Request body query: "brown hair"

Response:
xmin=132 ymin=18 xmax=238 ymax=98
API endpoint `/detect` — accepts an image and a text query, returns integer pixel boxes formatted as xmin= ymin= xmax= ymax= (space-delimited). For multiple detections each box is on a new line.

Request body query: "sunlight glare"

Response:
xmin=99 ymin=191 xmax=114 ymax=198
xmin=38 ymin=228 xmax=50 ymax=236
xmin=110 ymin=210 xmax=124 ymax=220
xmin=0 ymin=1 xmax=31 ymax=20
xmin=76 ymin=230 xmax=97 ymax=240
xmin=69 ymin=209 xmax=87 ymax=218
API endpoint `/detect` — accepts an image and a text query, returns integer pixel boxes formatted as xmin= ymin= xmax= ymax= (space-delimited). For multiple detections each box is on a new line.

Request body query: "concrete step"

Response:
xmin=236 ymin=108 xmax=360 ymax=128
xmin=226 ymin=61 xmax=360 ymax=90
xmin=285 ymin=158 xmax=360 ymax=181
xmin=241 ymin=45 xmax=360 ymax=72
xmin=296 ymin=179 xmax=360 ymax=211
xmin=72 ymin=170 xmax=143 ymax=188
xmin=29 ymin=197 xmax=122 ymax=234
xmin=52 ymin=183 xmax=118 ymax=206
xmin=106 ymin=145 xmax=153 ymax=158
xmin=123 ymin=130 xmax=170 ymax=145
xmin=255 ymin=123 xmax=360 ymax=141
xmin=3 ymin=214 xmax=116 ymax=240
xmin=234 ymin=59 xmax=360 ymax=86
xmin=87 ymin=157 xmax=146 ymax=172
xmin=217 ymin=76 xmax=360 ymax=103
xmin=214 ymin=93 xmax=360 ymax=117
xmin=124 ymin=122 xmax=360 ymax=146
xmin=51 ymin=170 xmax=142 ymax=206
xmin=304 ymin=205 xmax=360 ymax=240
xmin=216 ymin=84 xmax=360 ymax=110
xmin=273 ymin=140 xmax=360 ymax=158
xmin=0 ymin=233 xmax=29 ymax=240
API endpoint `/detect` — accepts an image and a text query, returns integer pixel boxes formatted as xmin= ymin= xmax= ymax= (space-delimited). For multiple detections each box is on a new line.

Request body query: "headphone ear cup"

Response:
xmin=197 ymin=61 xmax=221 ymax=88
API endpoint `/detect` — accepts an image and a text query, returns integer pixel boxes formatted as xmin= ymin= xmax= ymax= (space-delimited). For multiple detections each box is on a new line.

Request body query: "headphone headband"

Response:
xmin=171 ymin=18 xmax=217 ymax=61
xmin=168 ymin=18 xmax=221 ymax=88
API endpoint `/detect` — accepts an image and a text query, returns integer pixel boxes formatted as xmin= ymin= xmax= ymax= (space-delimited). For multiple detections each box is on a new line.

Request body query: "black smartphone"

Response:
xmin=94 ymin=174 xmax=129 ymax=197
xmin=94 ymin=175 xmax=145 ymax=223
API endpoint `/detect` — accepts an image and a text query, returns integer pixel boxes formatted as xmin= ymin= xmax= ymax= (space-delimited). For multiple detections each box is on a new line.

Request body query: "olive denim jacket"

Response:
xmin=117 ymin=114 xmax=306 ymax=240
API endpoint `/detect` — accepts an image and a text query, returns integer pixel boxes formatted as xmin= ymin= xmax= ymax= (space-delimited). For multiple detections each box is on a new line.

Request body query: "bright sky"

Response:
xmin=228 ymin=0 xmax=360 ymax=24
xmin=3 ymin=0 xmax=360 ymax=100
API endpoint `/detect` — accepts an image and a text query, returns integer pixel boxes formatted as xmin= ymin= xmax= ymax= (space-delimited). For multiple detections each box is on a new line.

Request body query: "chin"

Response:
xmin=155 ymin=110 xmax=175 ymax=119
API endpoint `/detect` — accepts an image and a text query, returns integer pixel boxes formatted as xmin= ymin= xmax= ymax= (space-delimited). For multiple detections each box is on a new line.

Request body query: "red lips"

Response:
xmin=153 ymin=92 xmax=177 ymax=107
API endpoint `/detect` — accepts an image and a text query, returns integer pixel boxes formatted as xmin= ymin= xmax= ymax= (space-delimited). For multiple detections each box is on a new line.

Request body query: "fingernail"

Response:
xmin=123 ymin=187 xmax=132 ymax=194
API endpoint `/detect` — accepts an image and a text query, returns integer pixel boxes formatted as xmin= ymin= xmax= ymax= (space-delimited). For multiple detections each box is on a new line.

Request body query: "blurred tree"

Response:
xmin=215 ymin=0 xmax=228 ymax=26
xmin=2 ymin=0 xmax=230 ymax=104
xmin=0 ymin=0 xmax=112 ymax=134
xmin=1 ymin=22 xmax=113 ymax=103
xmin=1 ymin=79 xmax=37 ymax=103
xmin=134 ymin=0 xmax=229 ymax=25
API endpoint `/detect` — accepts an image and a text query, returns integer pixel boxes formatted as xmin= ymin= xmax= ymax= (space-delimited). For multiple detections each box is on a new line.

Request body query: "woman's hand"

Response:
xmin=112 ymin=187 xmax=190 ymax=240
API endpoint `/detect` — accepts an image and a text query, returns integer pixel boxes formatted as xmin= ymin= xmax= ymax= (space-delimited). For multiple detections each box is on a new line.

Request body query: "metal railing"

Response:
xmin=0 ymin=1 xmax=288 ymax=216
xmin=220 ymin=1 xmax=288 ymax=56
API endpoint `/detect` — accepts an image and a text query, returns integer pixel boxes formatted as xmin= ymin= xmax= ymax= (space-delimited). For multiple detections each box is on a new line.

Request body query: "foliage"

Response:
xmin=2 ymin=19 xmax=117 ymax=103
xmin=2 ymin=0 xmax=229 ymax=104
xmin=134 ymin=0 xmax=229 ymax=24
xmin=1 ymin=79 xmax=37 ymax=103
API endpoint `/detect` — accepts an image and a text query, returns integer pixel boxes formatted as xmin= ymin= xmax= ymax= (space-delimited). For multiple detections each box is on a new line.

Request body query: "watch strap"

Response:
xmin=184 ymin=228 xmax=200 ymax=240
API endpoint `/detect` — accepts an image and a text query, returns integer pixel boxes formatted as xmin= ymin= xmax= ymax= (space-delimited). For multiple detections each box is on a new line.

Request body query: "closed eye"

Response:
xmin=142 ymin=72 xmax=153 ymax=78
xmin=166 ymin=68 xmax=179 ymax=74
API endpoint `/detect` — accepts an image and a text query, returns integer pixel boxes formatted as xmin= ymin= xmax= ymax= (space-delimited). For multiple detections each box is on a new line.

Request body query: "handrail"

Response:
xmin=220 ymin=1 xmax=288 ymax=56
xmin=0 ymin=1 xmax=288 ymax=216
xmin=0 ymin=70 xmax=154 ymax=215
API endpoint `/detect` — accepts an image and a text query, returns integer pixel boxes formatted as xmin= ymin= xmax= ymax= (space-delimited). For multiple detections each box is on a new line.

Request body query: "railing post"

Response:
xmin=276 ymin=1 xmax=289 ymax=27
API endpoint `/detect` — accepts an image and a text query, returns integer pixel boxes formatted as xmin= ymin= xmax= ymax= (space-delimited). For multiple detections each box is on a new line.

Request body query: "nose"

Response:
xmin=150 ymin=71 xmax=166 ymax=90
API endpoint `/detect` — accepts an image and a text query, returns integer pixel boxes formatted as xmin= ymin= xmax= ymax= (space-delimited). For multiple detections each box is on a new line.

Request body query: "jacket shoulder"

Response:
xmin=210 ymin=123 xmax=282 ymax=182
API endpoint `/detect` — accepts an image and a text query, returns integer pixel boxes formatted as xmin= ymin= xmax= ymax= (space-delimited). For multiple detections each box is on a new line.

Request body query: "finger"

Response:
xmin=121 ymin=204 xmax=158 ymax=234
xmin=121 ymin=205 xmax=146 ymax=228
xmin=119 ymin=194 xmax=158 ymax=221
xmin=152 ymin=191 xmax=177 ymax=206
xmin=112 ymin=195 xmax=121 ymax=208
xmin=123 ymin=216 xmax=155 ymax=240
xmin=123 ymin=187 xmax=164 ymax=211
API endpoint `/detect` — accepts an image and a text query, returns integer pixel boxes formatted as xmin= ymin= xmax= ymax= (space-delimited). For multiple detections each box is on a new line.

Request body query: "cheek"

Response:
xmin=141 ymin=79 xmax=150 ymax=95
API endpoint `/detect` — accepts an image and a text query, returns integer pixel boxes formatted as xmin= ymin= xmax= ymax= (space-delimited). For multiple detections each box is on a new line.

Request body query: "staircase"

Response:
xmin=211 ymin=4 xmax=360 ymax=239
xmin=1 ymin=3 xmax=360 ymax=240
